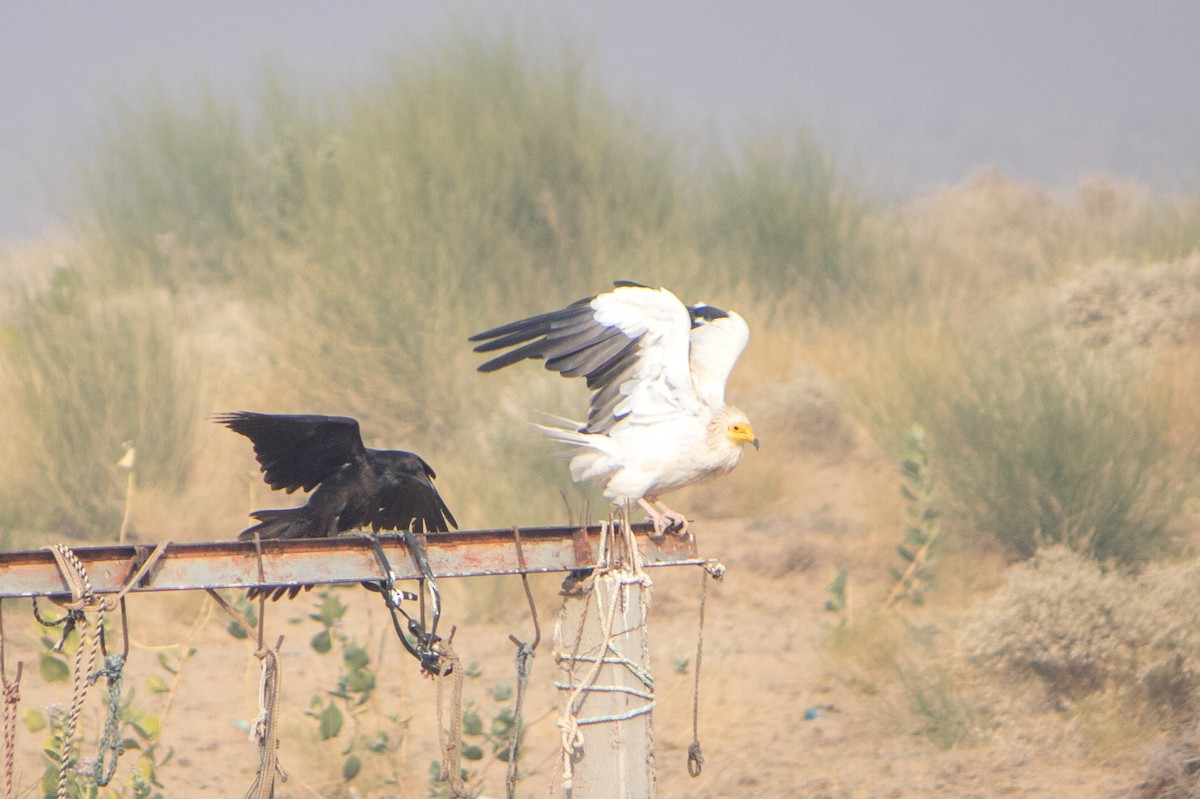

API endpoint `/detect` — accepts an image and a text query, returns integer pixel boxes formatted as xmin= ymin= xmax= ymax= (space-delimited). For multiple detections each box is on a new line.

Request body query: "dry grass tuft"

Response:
xmin=1130 ymin=738 xmax=1200 ymax=799
xmin=827 ymin=614 xmax=989 ymax=749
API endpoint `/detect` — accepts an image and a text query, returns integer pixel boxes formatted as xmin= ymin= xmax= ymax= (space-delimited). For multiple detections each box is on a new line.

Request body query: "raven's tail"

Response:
xmin=238 ymin=508 xmax=317 ymax=600
xmin=247 ymin=583 xmax=313 ymax=602
xmin=237 ymin=508 xmax=312 ymax=541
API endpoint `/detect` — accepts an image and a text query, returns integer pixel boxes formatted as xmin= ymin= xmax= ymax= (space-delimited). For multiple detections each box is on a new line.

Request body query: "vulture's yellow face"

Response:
xmin=728 ymin=421 xmax=759 ymax=450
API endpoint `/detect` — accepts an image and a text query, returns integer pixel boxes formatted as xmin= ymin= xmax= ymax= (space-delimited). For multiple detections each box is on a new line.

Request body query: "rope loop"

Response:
xmin=204 ymin=588 xmax=287 ymax=799
xmin=554 ymin=550 xmax=655 ymax=793
xmin=434 ymin=639 xmax=469 ymax=798
xmin=2 ymin=600 xmax=24 ymax=799
xmin=687 ymin=740 xmax=705 ymax=777
xmin=33 ymin=542 xmax=164 ymax=796
xmin=89 ymin=652 xmax=126 ymax=787
xmin=42 ymin=543 xmax=105 ymax=799
xmin=688 ymin=560 xmax=722 ymax=778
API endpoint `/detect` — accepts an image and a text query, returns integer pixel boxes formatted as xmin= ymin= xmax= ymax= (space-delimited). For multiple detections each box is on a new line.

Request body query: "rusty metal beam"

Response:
xmin=0 ymin=524 xmax=701 ymax=599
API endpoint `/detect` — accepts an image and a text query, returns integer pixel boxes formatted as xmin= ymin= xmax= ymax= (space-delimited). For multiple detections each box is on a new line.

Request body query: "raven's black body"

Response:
xmin=217 ymin=412 xmax=457 ymax=541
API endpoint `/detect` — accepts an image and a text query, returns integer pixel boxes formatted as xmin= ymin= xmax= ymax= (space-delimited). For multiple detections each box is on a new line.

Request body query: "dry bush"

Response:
xmin=1071 ymin=173 xmax=1200 ymax=267
xmin=892 ymin=169 xmax=1200 ymax=324
xmin=1056 ymin=254 xmax=1200 ymax=352
xmin=963 ymin=547 xmax=1200 ymax=716
xmin=896 ymin=168 xmax=1074 ymax=314
xmin=962 ymin=547 xmax=1153 ymax=696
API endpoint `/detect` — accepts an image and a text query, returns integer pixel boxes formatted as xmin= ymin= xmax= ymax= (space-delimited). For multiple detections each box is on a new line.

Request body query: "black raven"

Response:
xmin=216 ymin=411 xmax=457 ymax=541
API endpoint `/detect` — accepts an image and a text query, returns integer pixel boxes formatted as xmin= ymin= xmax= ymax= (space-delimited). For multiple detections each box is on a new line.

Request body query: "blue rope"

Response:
xmin=88 ymin=653 xmax=126 ymax=787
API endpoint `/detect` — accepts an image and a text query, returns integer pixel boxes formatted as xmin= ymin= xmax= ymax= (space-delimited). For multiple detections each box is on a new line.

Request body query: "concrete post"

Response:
xmin=554 ymin=568 xmax=656 ymax=798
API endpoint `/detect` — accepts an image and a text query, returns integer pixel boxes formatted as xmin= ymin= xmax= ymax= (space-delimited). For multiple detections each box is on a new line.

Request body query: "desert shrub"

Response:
xmin=938 ymin=319 xmax=1181 ymax=564
xmin=963 ymin=547 xmax=1200 ymax=709
xmin=961 ymin=547 xmax=1154 ymax=696
xmin=893 ymin=169 xmax=1075 ymax=312
xmin=1072 ymin=175 xmax=1200 ymax=267
xmin=1055 ymin=254 xmax=1200 ymax=352
xmin=1133 ymin=559 xmax=1200 ymax=723
xmin=1130 ymin=738 xmax=1200 ymax=799
xmin=892 ymin=171 xmax=1200 ymax=320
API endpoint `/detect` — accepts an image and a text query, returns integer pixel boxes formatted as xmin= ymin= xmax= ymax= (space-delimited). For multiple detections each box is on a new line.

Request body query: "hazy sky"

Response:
xmin=3 ymin=1 xmax=1199 ymax=240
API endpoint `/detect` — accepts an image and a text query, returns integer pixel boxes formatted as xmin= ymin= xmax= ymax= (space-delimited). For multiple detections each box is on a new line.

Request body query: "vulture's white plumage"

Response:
xmin=470 ymin=281 xmax=758 ymax=535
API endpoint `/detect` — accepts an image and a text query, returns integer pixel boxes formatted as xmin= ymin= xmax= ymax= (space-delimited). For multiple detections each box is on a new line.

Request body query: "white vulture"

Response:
xmin=470 ymin=281 xmax=758 ymax=536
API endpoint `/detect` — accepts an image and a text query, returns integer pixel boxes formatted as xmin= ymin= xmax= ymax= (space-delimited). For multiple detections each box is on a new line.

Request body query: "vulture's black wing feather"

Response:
xmin=469 ymin=286 xmax=649 ymax=434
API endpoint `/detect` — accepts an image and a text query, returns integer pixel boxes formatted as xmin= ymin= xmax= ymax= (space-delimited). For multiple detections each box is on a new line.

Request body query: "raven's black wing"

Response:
xmin=215 ymin=412 xmax=368 ymax=494
xmin=365 ymin=450 xmax=458 ymax=533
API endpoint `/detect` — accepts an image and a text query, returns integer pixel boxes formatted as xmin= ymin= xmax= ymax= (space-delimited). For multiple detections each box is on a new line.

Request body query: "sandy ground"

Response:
xmin=2 ymin=450 xmax=1158 ymax=798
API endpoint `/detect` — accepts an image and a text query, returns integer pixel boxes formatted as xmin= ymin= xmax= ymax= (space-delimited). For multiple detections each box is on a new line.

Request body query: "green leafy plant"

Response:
xmin=824 ymin=568 xmax=850 ymax=628
xmin=24 ymin=617 xmax=179 ymax=799
xmin=882 ymin=423 xmax=941 ymax=609
xmin=294 ymin=592 xmax=521 ymax=796
xmin=303 ymin=590 xmax=404 ymax=787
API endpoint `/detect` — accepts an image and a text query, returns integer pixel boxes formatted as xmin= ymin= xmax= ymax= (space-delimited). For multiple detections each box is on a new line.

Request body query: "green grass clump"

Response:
xmin=79 ymin=89 xmax=256 ymax=290
xmin=940 ymin=325 xmax=1181 ymax=563
xmin=0 ymin=273 xmax=201 ymax=539
xmin=695 ymin=130 xmax=876 ymax=308
xmin=834 ymin=295 xmax=1190 ymax=566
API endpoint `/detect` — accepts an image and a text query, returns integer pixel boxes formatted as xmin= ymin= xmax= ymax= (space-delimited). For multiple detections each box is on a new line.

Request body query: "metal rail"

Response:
xmin=0 ymin=524 xmax=700 ymax=599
